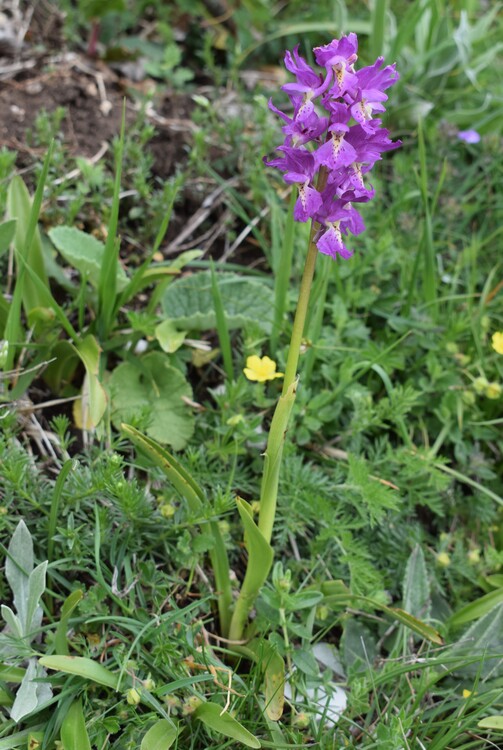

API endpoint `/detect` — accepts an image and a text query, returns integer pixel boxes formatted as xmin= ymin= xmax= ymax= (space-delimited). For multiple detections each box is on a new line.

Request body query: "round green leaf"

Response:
xmin=109 ymin=353 xmax=194 ymax=450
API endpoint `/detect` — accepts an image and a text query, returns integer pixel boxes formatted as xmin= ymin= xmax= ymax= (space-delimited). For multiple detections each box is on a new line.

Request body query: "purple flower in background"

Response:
xmin=457 ymin=129 xmax=481 ymax=144
xmin=265 ymin=35 xmax=400 ymax=259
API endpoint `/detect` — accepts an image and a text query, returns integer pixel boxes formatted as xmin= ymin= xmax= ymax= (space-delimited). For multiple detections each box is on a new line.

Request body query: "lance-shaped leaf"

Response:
xmin=10 ymin=659 xmax=52 ymax=723
xmin=6 ymin=173 xmax=50 ymax=314
xmin=448 ymin=588 xmax=503 ymax=628
xmin=60 ymin=698 xmax=92 ymax=750
xmin=48 ymin=226 xmax=128 ymax=291
xmin=244 ymin=639 xmax=285 ymax=721
xmin=316 ymin=580 xmax=443 ymax=645
xmin=193 ymin=701 xmax=261 ymax=748
xmin=140 ymin=719 xmax=178 ymax=750
xmin=5 ymin=520 xmax=33 ymax=633
xmin=121 ymin=424 xmax=203 ymax=512
xmin=39 ymin=656 xmax=118 ymax=690
xmin=72 ymin=335 xmax=107 ymax=430
xmin=54 ymin=590 xmax=84 ymax=655
xmin=121 ymin=424 xmax=232 ymax=636
xmin=228 ymin=499 xmax=274 ymax=642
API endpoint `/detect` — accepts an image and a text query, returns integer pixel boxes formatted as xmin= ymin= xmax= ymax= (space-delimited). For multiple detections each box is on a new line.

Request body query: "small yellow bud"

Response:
xmin=226 ymin=414 xmax=245 ymax=426
xmin=143 ymin=675 xmax=156 ymax=691
xmin=293 ymin=712 xmax=310 ymax=728
xmin=126 ymin=688 xmax=141 ymax=705
xmin=316 ymin=605 xmax=330 ymax=621
xmin=454 ymin=353 xmax=471 ymax=366
xmin=160 ymin=503 xmax=176 ymax=518
xmin=467 ymin=549 xmax=480 ymax=564
xmin=182 ymin=696 xmax=203 ymax=715
xmin=164 ymin=694 xmax=182 ymax=712
xmin=473 ymin=376 xmax=489 ymax=394
xmin=462 ymin=390 xmax=476 ymax=406
xmin=437 ymin=552 xmax=451 ymax=567
xmin=462 ymin=689 xmax=472 ymax=698
xmin=485 ymin=382 xmax=502 ymax=399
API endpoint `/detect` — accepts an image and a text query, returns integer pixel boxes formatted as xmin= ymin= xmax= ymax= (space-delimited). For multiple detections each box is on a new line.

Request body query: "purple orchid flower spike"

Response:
xmin=265 ymin=33 xmax=400 ymax=260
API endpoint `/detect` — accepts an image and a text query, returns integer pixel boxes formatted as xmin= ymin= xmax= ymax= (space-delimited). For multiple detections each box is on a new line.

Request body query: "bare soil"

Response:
xmin=0 ymin=58 xmax=192 ymax=176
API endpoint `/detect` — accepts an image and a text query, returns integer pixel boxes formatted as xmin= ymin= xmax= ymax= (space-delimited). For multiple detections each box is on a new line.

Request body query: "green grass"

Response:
xmin=0 ymin=0 xmax=502 ymax=748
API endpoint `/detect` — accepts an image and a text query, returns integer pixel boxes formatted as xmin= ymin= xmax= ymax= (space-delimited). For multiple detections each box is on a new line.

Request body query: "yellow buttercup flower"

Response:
xmin=244 ymin=355 xmax=284 ymax=382
xmin=462 ymin=689 xmax=472 ymax=699
xmin=492 ymin=331 xmax=503 ymax=355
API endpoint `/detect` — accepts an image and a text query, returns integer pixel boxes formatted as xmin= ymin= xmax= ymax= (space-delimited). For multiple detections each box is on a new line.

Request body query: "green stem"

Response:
xmin=281 ymin=222 xmax=320 ymax=394
xmin=271 ymin=189 xmax=297 ymax=350
xmin=258 ymin=168 xmax=327 ymax=544
xmin=229 ymin=171 xmax=327 ymax=640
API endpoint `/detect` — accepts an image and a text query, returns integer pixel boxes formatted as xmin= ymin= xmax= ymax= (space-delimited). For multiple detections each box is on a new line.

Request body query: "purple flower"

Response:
xmin=315 ymin=125 xmax=357 ymax=170
xmin=314 ymin=34 xmax=359 ymax=98
xmin=457 ymin=129 xmax=481 ymax=144
xmin=282 ymin=45 xmax=330 ymax=100
xmin=265 ymin=34 xmax=400 ymax=260
xmin=268 ymin=99 xmax=328 ymax=146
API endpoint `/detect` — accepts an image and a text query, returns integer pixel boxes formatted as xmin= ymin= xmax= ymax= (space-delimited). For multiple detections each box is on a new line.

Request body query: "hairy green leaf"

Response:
xmin=110 ymin=353 xmax=194 ymax=450
xmin=48 ymin=226 xmax=128 ymax=291
xmin=162 ymin=270 xmax=273 ymax=333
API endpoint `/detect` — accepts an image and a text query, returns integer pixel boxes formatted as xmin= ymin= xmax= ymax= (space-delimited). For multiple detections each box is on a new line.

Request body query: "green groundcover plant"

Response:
xmin=1 ymin=7 xmax=503 ymax=747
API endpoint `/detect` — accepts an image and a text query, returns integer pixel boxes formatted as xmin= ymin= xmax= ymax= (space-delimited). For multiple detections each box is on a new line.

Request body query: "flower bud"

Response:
xmin=126 ymin=688 xmax=141 ymax=705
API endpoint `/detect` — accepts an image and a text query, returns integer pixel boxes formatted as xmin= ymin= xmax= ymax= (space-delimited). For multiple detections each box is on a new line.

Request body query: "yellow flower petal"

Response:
xmin=492 ymin=331 xmax=503 ymax=355
xmin=462 ymin=689 xmax=472 ymax=699
xmin=244 ymin=355 xmax=284 ymax=382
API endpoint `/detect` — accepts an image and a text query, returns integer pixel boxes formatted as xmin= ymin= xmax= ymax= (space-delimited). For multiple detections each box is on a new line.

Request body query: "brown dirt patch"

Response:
xmin=0 ymin=54 xmax=193 ymax=178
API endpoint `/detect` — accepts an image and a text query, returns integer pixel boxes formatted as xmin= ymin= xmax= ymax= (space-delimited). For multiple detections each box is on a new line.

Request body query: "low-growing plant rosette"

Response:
xmin=265 ymin=33 xmax=400 ymax=260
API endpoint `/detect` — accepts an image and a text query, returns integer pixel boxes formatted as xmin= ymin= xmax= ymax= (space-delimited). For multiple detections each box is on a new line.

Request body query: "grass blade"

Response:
xmin=54 ymin=590 xmax=84 ymax=656
xmin=370 ymin=0 xmax=388 ymax=59
xmin=4 ymin=145 xmax=53 ymax=370
xmin=98 ymin=102 xmax=125 ymax=338
xmin=210 ymin=262 xmax=234 ymax=381
xmin=448 ymin=588 xmax=503 ymax=628
xmin=48 ymin=460 xmax=77 ymax=563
